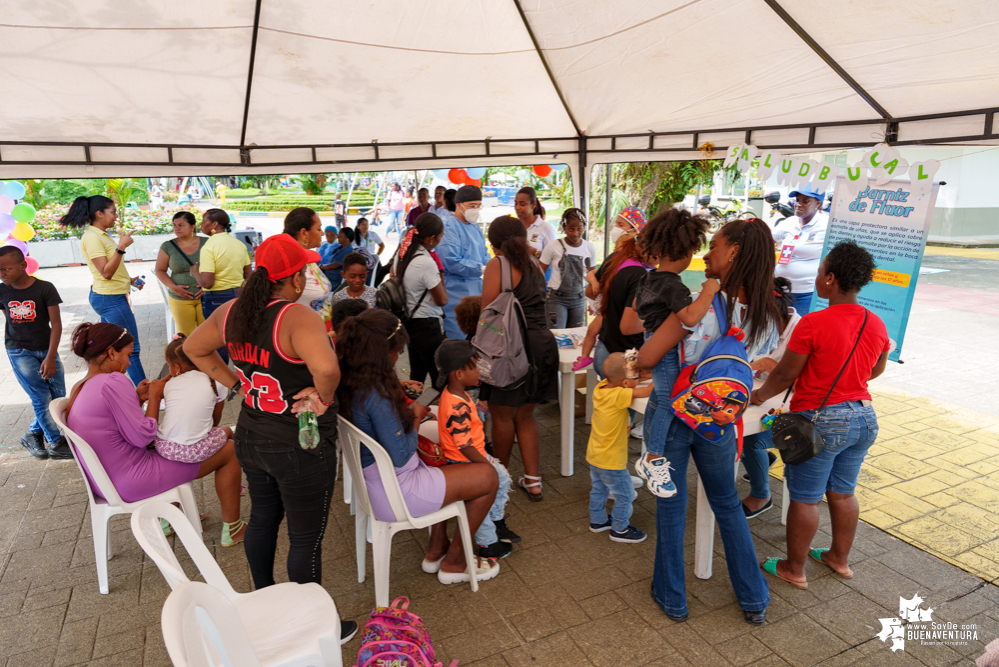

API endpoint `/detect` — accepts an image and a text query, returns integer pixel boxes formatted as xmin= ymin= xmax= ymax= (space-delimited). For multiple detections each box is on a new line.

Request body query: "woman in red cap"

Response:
xmin=184 ymin=233 xmax=358 ymax=643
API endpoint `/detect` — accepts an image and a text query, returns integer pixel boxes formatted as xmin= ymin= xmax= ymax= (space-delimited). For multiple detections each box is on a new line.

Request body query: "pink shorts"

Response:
xmin=155 ymin=427 xmax=228 ymax=464
xmin=362 ymin=453 xmax=446 ymax=522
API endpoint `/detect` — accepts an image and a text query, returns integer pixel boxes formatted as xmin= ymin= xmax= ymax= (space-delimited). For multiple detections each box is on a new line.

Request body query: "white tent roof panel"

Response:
xmin=1 ymin=0 xmax=997 ymax=178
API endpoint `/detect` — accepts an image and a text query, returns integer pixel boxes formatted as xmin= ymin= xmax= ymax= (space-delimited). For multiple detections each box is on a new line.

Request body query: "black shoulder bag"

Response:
xmin=771 ymin=309 xmax=868 ymax=466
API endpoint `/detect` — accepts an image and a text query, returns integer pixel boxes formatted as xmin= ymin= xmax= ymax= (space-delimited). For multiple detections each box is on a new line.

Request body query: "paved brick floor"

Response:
xmin=1 ymin=263 xmax=998 ymax=666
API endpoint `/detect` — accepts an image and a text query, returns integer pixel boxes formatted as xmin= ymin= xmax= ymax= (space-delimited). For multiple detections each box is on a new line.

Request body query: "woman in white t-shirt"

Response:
xmin=772 ymin=187 xmax=828 ymax=315
xmin=154 ymin=335 xmax=231 ymax=463
xmin=284 ymin=207 xmax=333 ymax=331
xmin=740 ymin=277 xmax=801 ymax=519
xmin=514 ymin=187 xmax=556 ymax=258
xmin=539 ymin=208 xmax=596 ymax=328
xmin=393 ymin=213 xmax=448 ymax=386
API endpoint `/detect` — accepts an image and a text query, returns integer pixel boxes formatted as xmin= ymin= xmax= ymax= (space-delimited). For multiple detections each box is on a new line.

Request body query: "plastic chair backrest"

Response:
xmin=131 ymin=501 xmax=237 ymax=597
xmin=162 ymin=582 xmax=262 ymax=667
xmin=337 ymin=416 xmax=412 ymax=524
xmin=49 ymin=397 xmax=126 ymax=508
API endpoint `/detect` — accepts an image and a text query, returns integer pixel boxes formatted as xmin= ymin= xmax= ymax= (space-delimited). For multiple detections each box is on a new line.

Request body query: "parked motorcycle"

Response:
xmin=765 ymin=191 xmax=794 ymax=226
xmin=697 ymin=195 xmax=755 ymax=232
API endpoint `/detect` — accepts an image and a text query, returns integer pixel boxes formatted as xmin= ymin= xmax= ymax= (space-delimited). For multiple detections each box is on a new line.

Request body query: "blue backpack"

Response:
xmin=669 ymin=293 xmax=754 ymax=443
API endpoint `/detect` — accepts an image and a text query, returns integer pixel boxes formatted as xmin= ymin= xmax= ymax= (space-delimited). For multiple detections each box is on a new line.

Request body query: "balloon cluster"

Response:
xmin=431 ymin=164 xmax=568 ymax=186
xmin=0 ymin=180 xmax=40 ymax=274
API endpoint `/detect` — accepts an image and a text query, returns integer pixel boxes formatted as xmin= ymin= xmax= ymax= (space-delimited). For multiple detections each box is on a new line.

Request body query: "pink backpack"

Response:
xmin=354 ymin=597 xmax=457 ymax=667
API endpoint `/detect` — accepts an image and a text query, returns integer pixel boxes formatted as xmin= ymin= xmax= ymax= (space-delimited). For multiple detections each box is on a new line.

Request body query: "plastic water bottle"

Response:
xmin=298 ymin=410 xmax=319 ymax=449
xmin=132 ymin=275 xmax=145 ymax=292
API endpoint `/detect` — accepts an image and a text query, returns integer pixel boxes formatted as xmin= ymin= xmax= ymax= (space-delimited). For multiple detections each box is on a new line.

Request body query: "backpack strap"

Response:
xmin=712 ymin=292 xmax=729 ymax=333
xmin=499 ymin=255 xmax=514 ymax=293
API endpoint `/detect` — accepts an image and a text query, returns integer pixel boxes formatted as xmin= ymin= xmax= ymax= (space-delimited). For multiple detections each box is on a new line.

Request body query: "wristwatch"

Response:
xmin=115 ymin=248 xmax=126 ymax=255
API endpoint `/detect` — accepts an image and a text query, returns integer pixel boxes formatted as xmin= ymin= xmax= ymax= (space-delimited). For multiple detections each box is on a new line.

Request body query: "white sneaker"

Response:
xmin=635 ymin=455 xmax=678 ymax=498
xmin=437 ymin=557 xmax=499 ymax=584
xmin=629 ymin=421 xmax=644 ymax=439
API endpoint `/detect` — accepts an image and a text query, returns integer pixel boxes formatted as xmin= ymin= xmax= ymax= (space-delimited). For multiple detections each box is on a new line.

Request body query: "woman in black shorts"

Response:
xmin=479 ymin=216 xmax=558 ymax=501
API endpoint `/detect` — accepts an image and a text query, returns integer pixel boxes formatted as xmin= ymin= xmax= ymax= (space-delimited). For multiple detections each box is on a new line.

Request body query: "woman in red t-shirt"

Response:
xmin=751 ymin=240 xmax=889 ymax=589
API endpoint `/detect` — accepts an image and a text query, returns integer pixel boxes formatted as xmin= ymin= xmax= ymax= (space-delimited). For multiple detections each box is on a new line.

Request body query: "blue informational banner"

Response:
xmin=812 ymin=176 xmax=940 ymax=362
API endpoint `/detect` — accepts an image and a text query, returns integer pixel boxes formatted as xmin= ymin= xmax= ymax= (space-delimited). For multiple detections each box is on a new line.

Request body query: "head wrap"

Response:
xmin=619 ymin=206 xmax=647 ymax=231
xmin=324 ymin=225 xmax=336 ymax=232
xmin=455 ymin=185 xmax=482 ymax=204
xmin=392 ymin=228 xmax=419 ymax=277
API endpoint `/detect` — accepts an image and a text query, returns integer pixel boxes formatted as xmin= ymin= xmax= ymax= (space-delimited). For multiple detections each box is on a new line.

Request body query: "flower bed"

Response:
xmin=28 ymin=203 xmax=202 ymax=242
xmin=225 ymin=194 xmax=377 ymax=212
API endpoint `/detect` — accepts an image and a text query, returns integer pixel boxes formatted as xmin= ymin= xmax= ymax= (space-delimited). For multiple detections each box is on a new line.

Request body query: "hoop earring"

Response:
xmin=295 ymin=286 xmax=302 ymax=294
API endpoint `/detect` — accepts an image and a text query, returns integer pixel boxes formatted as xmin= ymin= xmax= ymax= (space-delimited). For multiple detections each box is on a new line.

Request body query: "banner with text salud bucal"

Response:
xmin=812 ymin=175 xmax=940 ymax=362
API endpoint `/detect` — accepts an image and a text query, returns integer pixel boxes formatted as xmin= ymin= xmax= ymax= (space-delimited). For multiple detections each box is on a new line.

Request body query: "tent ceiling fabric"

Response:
xmin=1 ymin=0 xmax=998 ymax=177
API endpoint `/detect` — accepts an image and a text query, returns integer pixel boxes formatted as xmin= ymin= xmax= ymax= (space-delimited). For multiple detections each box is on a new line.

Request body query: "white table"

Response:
xmin=553 ymin=327 xmax=594 ymax=477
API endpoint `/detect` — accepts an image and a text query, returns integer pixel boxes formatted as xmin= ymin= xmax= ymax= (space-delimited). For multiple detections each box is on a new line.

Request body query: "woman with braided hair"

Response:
xmin=637 ymin=217 xmax=780 ymax=626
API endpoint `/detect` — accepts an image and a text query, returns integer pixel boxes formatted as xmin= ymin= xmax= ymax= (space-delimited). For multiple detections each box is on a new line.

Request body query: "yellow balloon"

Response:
xmin=12 ymin=222 xmax=34 ymax=242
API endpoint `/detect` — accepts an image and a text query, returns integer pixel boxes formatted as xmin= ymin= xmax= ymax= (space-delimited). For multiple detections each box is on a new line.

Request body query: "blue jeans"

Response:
xmin=741 ymin=431 xmax=774 ymax=500
xmin=643 ymin=335 xmax=680 ymax=457
xmin=589 ymin=465 xmax=636 ymax=532
xmin=593 ymin=340 xmax=611 ymax=380
xmin=651 ymin=410 xmax=769 ymax=617
xmin=7 ymin=348 xmax=66 ymax=442
xmin=477 ymin=459 xmax=511 ymax=546
xmin=785 ymin=401 xmax=878 ymax=504
xmin=546 ymin=290 xmax=585 ymax=329
xmin=791 ymin=291 xmax=813 ymax=315
xmin=201 ymin=289 xmax=239 ymax=364
xmin=388 ymin=209 xmax=404 ymax=233
xmin=88 ymin=291 xmax=146 ymax=385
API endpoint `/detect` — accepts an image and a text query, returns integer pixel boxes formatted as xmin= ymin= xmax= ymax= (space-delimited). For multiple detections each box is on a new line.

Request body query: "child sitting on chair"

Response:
xmin=436 ymin=340 xmax=520 ymax=560
xmin=588 ymin=352 xmax=653 ymax=543
xmin=154 ymin=335 xmax=231 ymax=464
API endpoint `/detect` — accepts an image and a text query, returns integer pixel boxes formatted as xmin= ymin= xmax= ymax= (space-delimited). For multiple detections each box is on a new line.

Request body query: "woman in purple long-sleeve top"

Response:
xmin=64 ymin=322 xmax=245 ymax=545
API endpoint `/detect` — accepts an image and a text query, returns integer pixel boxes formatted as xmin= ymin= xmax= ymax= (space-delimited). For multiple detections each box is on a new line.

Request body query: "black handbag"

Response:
xmin=771 ymin=309 xmax=868 ymax=466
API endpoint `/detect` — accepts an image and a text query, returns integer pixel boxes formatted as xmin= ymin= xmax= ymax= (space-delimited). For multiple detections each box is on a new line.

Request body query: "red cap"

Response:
xmin=255 ymin=234 xmax=322 ymax=281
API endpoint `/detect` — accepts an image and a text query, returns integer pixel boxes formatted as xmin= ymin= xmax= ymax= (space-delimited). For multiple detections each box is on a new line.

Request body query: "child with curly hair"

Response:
xmin=454 ymin=294 xmax=482 ymax=340
xmin=631 ymin=208 xmax=718 ymax=498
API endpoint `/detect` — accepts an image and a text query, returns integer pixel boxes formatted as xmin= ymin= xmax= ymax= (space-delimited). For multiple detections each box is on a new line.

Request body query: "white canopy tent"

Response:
xmin=3 ymin=0 xmax=998 ymax=209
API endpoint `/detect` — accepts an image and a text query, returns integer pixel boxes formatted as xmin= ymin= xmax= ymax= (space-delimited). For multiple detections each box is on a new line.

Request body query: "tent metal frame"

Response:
xmin=1 ymin=105 xmax=996 ymax=170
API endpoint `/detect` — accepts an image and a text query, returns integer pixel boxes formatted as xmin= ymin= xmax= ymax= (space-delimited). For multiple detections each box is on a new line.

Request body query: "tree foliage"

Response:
xmin=295 ymin=173 xmax=329 ymax=195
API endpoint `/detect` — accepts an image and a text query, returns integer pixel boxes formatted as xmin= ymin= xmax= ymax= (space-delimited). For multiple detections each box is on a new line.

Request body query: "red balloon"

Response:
xmin=448 ymin=169 xmax=467 ymax=185
xmin=25 ymin=256 xmax=40 ymax=274
xmin=532 ymin=165 xmax=553 ymax=177
xmin=466 ymin=178 xmax=481 ymax=187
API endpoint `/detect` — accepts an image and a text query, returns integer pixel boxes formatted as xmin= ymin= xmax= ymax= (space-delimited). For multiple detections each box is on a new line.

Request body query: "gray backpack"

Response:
xmin=472 ymin=256 xmax=532 ymax=390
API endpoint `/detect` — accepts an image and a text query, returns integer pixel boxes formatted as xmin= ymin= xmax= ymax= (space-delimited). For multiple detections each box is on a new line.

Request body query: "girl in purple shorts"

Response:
xmin=154 ymin=335 xmax=233 ymax=464
xmin=336 ymin=309 xmax=501 ymax=585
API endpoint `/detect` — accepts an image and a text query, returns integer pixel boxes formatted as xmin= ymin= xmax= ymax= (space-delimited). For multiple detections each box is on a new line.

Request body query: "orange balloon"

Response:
xmin=448 ymin=169 xmax=467 ymax=185
xmin=532 ymin=165 xmax=553 ymax=177
xmin=466 ymin=178 xmax=481 ymax=187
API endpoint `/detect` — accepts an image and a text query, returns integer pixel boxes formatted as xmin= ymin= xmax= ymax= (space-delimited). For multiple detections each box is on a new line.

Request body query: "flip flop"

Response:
xmin=760 ymin=557 xmax=808 ymax=589
xmin=808 ymin=548 xmax=853 ymax=579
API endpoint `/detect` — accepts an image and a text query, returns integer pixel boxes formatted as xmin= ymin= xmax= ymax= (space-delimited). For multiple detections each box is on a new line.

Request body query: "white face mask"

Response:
xmin=609 ymin=225 xmax=627 ymax=244
xmin=463 ymin=207 xmax=481 ymax=223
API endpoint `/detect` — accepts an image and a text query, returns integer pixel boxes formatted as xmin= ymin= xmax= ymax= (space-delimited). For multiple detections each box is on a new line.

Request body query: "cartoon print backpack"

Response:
xmin=354 ymin=596 xmax=457 ymax=667
xmin=670 ymin=293 xmax=753 ymax=443
xmin=472 ymin=256 xmax=532 ymax=390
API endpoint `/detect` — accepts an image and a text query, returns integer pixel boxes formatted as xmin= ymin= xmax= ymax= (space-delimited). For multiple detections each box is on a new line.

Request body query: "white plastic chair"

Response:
xmin=156 ymin=279 xmax=178 ymax=343
xmin=133 ymin=502 xmax=343 ymax=667
xmin=48 ymin=397 xmax=202 ymax=594
xmin=338 ymin=415 xmax=478 ymax=607
xmin=162 ymin=581 xmax=263 ymax=667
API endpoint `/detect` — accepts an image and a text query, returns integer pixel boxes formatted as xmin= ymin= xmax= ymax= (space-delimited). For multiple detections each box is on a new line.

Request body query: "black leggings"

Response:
xmin=234 ymin=426 xmax=337 ymax=588
xmin=406 ymin=317 xmax=444 ymax=387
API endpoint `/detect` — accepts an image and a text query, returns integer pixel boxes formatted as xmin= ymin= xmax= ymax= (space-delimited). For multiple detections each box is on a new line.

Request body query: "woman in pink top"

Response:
xmin=387 ymin=182 xmax=405 ymax=234
xmin=64 ymin=322 xmax=246 ymax=545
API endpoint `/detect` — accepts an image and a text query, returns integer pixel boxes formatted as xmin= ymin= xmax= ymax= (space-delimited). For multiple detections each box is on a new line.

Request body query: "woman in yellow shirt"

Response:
xmin=191 ymin=209 xmax=250 ymax=363
xmin=61 ymin=195 xmax=146 ymax=385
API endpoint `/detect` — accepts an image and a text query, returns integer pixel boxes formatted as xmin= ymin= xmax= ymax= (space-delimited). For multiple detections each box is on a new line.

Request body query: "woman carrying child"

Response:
xmin=337 ymin=309 xmax=501 ymax=584
xmin=637 ymin=218 xmax=780 ymax=626
xmin=539 ymin=208 xmax=596 ymax=329
xmin=480 ymin=216 xmax=559 ymax=502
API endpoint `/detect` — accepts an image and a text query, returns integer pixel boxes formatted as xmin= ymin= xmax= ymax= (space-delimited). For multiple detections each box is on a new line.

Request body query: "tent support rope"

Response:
xmin=239 ymin=0 xmax=264 ymax=150
xmin=762 ymin=0 xmax=891 ymax=120
xmin=511 ymin=0 xmax=583 ymax=137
